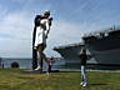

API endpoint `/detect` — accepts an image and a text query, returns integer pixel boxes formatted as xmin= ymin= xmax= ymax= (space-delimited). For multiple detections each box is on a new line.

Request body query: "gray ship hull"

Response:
xmin=53 ymin=44 xmax=83 ymax=65
xmin=53 ymin=43 xmax=96 ymax=65
xmin=86 ymin=47 xmax=120 ymax=65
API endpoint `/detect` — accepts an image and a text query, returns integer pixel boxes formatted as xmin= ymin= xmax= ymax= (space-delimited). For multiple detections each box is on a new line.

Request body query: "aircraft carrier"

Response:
xmin=54 ymin=26 xmax=120 ymax=66
xmin=83 ymin=26 xmax=120 ymax=65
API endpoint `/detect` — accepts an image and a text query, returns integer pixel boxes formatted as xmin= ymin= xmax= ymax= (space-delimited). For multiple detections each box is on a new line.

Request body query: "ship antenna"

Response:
xmin=113 ymin=25 xmax=115 ymax=30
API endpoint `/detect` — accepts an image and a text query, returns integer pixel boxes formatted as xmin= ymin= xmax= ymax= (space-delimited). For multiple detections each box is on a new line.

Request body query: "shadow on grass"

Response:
xmin=60 ymin=70 xmax=80 ymax=73
xmin=80 ymin=83 xmax=108 ymax=89
xmin=17 ymin=76 xmax=35 ymax=80
xmin=89 ymin=83 xmax=107 ymax=86
xmin=22 ymin=70 xmax=60 ymax=74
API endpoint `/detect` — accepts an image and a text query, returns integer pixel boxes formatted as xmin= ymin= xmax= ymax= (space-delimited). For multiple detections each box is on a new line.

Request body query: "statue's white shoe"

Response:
xmin=34 ymin=66 xmax=41 ymax=71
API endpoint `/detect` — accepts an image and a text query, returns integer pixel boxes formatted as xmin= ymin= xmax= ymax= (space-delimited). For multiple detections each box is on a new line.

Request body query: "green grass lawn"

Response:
xmin=0 ymin=68 xmax=120 ymax=90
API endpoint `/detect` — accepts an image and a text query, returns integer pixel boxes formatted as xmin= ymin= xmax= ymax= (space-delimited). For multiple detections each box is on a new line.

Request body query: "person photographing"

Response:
xmin=79 ymin=47 xmax=88 ymax=87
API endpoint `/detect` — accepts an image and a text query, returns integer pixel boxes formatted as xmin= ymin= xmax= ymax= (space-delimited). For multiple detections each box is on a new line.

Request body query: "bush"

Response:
xmin=11 ymin=62 xmax=19 ymax=68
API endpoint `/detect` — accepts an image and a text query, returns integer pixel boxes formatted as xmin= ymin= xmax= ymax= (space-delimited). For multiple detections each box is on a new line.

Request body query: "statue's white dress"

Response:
xmin=34 ymin=19 xmax=50 ymax=47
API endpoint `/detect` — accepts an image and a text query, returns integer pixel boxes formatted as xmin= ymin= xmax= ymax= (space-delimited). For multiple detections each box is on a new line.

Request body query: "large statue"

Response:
xmin=32 ymin=10 xmax=53 ymax=73
xmin=32 ymin=15 xmax=40 ymax=70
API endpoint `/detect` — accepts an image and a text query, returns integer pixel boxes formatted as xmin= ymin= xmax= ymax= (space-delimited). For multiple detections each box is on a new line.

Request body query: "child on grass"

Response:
xmin=79 ymin=47 xmax=88 ymax=87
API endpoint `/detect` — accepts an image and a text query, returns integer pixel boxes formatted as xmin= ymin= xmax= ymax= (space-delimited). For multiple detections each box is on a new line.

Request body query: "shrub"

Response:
xmin=11 ymin=62 xmax=19 ymax=68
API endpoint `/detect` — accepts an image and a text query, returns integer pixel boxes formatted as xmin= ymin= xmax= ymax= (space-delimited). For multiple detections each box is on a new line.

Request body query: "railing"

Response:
xmin=83 ymin=25 xmax=120 ymax=37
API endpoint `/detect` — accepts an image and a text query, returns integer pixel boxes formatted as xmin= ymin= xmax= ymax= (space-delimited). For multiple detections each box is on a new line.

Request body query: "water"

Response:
xmin=1 ymin=58 xmax=120 ymax=70
xmin=1 ymin=58 xmax=32 ymax=69
xmin=0 ymin=58 xmax=66 ymax=70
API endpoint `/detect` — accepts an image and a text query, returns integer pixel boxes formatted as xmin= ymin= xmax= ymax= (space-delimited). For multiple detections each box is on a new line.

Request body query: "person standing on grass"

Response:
xmin=47 ymin=57 xmax=54 ymax=73
xmin=47 ymin=58 xmax=52 ymax=73
xmin=79 ymin=47 xmax=88 ymax=87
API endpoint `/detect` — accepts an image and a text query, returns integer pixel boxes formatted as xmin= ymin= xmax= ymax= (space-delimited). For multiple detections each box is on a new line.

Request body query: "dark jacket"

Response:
xmin=79 ymin=54 xmax=87 ymax=65
xmin=79 ymin=48 xmax=87 ymax=65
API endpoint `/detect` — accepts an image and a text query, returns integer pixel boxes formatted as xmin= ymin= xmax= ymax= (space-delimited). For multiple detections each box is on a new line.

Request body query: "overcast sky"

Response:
xmin=0 ymin=0 xmax=120 ymax=58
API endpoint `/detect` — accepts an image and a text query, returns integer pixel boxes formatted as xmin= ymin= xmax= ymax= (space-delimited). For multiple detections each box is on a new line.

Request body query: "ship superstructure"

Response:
xmin=83 ymin=26 xmax=120 ymax=65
